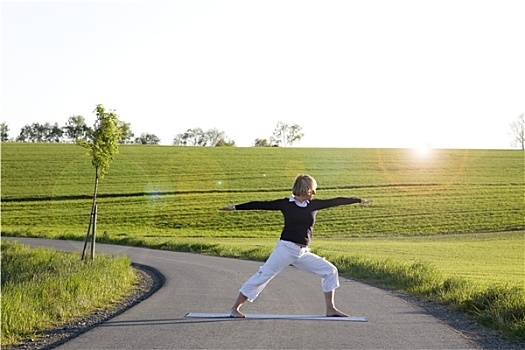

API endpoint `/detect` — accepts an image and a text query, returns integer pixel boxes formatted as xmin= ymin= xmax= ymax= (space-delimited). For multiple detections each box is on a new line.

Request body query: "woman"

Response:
xmin=219 ymin=174 xmax=372 ymax=318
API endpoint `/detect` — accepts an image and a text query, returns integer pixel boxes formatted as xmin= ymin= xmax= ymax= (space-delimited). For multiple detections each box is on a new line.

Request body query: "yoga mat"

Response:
xmin=185 ymin=313 xmax=368 ymax=322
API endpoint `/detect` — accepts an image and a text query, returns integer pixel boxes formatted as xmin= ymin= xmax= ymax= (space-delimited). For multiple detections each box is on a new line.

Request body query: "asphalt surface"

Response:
xmin=9 ymin=238 xmax=480 ymax=349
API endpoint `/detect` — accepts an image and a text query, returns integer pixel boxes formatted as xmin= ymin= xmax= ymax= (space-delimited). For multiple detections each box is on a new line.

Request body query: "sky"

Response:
xmin=2 ymin=0 xmax=524 ymax=148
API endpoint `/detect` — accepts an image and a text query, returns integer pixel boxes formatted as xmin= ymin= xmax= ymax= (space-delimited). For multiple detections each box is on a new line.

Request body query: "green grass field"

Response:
xmin=2 ymin=143 xmax=524 ymax=340
xmin=2 ymin=144 xmax=523 ymax=237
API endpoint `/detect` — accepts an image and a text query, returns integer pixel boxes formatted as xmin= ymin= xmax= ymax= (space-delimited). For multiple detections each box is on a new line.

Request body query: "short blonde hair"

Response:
xmin=292 ymin=174 xmax=317 ymax=196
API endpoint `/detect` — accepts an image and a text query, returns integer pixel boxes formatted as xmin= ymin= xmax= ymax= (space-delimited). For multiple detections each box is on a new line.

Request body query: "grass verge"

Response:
xmin=0 ymin=240 xmax=138 ymax=347
xmin=327 ymin=253 xmax=525 ymax=342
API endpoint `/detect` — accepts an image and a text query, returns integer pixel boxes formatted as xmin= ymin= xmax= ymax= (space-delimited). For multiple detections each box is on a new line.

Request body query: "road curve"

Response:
xmin=8 ymin=237 xmax=479 ymax=349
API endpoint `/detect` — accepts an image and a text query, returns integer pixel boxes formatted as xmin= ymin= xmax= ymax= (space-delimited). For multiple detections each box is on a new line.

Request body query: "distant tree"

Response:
xmin=510 ymin=113 xmax=525 ymax=150
xmin=16 ymin=122 xmax=63 ymax=143
xmin=19 ymin=123 xmax=45 ymax=142
xmin=270 ymin=121 xmax=304 ymax=147
xmin=64 ymin=115 xmax=90 ymax=142
xmin=0 ymin=122 xmax=9 ymax=142
xmin=119 ymin=121 xmax=135 ymax=144
xmin=16 ymin=124 xmax=32 ymax=142
xmin=78 ymin=104 xmax=123 ymax=260
xmin=173 ymin=127 xmax=234 ymax=146
xmin=214 ymin=138 xmax=236 ymax=147
xmin=135 ymin=133 xmax=160 ymax=145
xmin=269 ymin=121 xmax=285 ymax=146
xmin=287 ymin=124 xmax=304 ymax=145
xmin=172 ymin=134 xmax=183 ymax=146
xmin=205 ymin=128 xmax=226 ymax=146
xmin=173 ymin=128 xmax=205 ymax=146
xmin=45 ymin=123 xmax=64 ymax=143
xmin=253 ymin=138 xmax=270 ymax=147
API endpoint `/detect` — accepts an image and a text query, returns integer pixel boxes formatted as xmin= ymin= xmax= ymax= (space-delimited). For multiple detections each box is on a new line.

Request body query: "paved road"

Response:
xmin=9 ymin=238 xmax=479 ymax=349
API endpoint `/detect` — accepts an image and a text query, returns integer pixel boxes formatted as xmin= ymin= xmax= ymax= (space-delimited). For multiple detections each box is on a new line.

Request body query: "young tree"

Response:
xmin=510 ymin=113 xmax=525 ymax=150
xmin=77 ymin=104 xmax=123 ymax=260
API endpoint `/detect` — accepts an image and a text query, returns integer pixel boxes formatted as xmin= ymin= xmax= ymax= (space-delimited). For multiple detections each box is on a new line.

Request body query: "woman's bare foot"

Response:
xmin=230 ymin=293 xmax=248 ymax=318
xmin=230 ymin=308 xmax=246 ymax=318
xmin=324 ymin=291 xmax=349 ymax=317
xmin=326 ymin=308 xmax=349 ymax=317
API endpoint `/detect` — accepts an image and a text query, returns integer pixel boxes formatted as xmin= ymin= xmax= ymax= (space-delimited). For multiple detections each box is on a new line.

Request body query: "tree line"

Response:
xmin=2 ymin=111 xmax=524 ymax=149
xmin=0 ymin=116 xmax=304 ymax=147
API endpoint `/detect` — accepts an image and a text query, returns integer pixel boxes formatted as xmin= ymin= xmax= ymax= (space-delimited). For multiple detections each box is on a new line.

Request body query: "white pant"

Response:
xmin=239 ymin=240 xmax=340 ymax=302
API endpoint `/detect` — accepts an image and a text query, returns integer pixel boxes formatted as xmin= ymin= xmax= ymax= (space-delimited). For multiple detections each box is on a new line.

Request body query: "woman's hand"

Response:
xmin=360 ymin=199 xmax=373 ymax=205
xmin=218 ymin=205 xmax=235 ymax=211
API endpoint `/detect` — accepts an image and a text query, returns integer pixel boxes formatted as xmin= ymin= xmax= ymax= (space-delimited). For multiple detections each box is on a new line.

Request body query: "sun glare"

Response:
xmin=414 ymin=143 xmax=433 ymax=157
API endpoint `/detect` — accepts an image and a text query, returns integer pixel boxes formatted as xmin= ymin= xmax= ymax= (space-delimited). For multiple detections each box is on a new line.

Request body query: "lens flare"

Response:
xmin=413 ymin=143 xmax=433 ymax=157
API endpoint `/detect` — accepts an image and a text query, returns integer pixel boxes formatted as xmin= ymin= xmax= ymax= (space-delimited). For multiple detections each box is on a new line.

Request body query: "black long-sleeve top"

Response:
xmin=235 ymin=197 xmax=362 ymax=246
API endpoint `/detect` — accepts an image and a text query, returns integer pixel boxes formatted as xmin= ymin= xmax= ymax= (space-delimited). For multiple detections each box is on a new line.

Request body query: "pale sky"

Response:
xmin=2 ymin=0 xmax=524 ymax=148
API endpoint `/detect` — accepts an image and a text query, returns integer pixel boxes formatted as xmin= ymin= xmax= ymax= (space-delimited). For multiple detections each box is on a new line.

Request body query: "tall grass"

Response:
xmin=0 ymin=240 xmax=138 ymax=347
xmin=326 ymin=253 xmax=525 ymax=341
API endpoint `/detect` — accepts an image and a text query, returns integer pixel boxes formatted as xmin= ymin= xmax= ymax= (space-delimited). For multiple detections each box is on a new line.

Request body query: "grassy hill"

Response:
xmin=2 ymin=143 xmax=523 ymax=237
